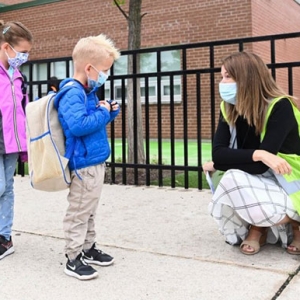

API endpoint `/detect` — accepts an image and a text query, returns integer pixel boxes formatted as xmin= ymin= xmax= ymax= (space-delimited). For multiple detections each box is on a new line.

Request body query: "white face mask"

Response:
xmin=219 ymin=82 xmax=237 ymax=105
xmin=5 ymin=44 xmax=29 ymax=69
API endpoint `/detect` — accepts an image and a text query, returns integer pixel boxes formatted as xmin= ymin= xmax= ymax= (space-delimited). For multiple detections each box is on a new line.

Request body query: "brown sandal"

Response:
xmin=287 ymin=240 xmax=300 ymax=255
xmin=287 ymin=222 xmax=300 ymax=255
xmin=240 ymin=227 xmax=267 ymax=255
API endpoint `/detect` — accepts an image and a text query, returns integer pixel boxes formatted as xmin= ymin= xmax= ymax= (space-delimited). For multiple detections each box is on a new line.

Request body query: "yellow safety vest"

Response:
xmin=220 ymin=97 xmax=300 ymax=214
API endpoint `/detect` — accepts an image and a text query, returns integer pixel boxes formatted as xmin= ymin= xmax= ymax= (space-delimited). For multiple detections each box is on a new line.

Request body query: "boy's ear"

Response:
xmin=85 ymin=64 xmax=92 ymax=73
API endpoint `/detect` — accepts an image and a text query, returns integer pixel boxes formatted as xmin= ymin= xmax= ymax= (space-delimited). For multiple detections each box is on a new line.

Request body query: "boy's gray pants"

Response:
xmin=63 ymin=164 xmax=105 ymax=260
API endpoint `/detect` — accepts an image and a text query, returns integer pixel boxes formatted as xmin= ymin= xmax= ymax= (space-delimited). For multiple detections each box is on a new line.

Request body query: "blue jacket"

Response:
xmin=54 ymin=78 xmax=119 ymax=171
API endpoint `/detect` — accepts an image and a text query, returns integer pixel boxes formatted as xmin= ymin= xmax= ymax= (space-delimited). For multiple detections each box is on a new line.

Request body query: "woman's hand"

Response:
xmin=253 ymin=150 xmax=292 ymax=175
xmin=202 ymin=161 xmax=216 ymax=173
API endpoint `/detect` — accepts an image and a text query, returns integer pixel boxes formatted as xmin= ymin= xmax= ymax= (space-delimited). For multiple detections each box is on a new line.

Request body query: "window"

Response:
xmin=21 ymin=60 xmax=73 ymax=99
xmin=141 ymin=86 xmax=156 ymax=97
xmin=21 ymin=50 xmax=181 ymax=103
xmin=106 ymin=49 xmax=182 ymax=104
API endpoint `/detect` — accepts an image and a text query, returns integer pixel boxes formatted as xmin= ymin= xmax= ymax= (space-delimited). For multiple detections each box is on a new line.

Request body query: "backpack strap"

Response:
xmin=20 ymin=72 xmax=28 ymax=112
xmin=21 ymin=73 xmax=28 ymax=95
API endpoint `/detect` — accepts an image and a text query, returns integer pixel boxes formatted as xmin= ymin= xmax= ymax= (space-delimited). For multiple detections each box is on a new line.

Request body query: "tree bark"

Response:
xmin=127 ymin=0 xmax=145 ymax=164
xmin=114 ymin=0 xmax=146 ymax=164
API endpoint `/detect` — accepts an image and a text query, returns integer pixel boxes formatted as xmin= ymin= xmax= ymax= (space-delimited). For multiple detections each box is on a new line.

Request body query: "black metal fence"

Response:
xmin=18 ymin=32 xmax=300 ymax=189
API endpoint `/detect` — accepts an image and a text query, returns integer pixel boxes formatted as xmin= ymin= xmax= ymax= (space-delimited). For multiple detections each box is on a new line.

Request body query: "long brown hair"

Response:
xmin=0 ymin=20 xmax=33 ymax=46
xmin=222 ymin=51 xmax=295 ymax=134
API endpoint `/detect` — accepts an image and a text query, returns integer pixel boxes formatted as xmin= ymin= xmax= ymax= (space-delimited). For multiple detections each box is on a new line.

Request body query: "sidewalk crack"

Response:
xmin=271 ymin=264 xmax=300 ymax=299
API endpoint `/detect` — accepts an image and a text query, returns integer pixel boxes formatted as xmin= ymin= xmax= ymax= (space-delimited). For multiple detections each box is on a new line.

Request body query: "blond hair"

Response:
xmin=72 ymin=34 xmax=120 ymax=66
xmin=222 ymin=51 xmax=296 ymax=134
xmin=0 ymin=20 xmax=33 ymax=46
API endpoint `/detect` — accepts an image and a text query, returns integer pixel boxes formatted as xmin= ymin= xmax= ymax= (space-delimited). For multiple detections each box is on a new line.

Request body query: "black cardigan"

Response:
xmin=212 ymin=98 xmax=300 ymax=174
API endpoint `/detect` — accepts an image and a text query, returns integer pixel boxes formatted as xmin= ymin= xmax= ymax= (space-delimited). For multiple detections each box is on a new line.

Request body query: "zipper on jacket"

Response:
xmin=11 ymin=82 xmax=22 ymax=151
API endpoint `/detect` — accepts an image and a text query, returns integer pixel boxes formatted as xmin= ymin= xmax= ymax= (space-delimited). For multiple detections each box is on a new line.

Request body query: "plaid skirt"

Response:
xmin=208 ymin=169 xmax=300 ymax=247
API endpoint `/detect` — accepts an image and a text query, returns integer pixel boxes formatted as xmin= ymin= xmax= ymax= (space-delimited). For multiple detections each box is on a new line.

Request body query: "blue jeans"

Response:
xmin=0 ymin=153 xmax=18 ymax=240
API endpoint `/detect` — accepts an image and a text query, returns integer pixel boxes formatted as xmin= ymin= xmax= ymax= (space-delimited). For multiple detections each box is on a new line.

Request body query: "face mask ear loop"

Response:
xmin=9 ymin=44 xmax=16 ymax=53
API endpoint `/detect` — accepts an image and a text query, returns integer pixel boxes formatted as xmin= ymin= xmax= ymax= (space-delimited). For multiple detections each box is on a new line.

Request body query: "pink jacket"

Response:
xmin=0 ymin=61 xmax=28 ymax=159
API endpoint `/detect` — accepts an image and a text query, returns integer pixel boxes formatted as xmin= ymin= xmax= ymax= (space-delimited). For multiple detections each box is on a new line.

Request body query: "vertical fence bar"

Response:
xmin=239 ymin=42 xmax=244 ymax=52
xmin=66 ymin=59 xmax=70 ymax=78
xmin=144 ymin=76 xmax=151 ymax=186
xmin=196 ymin=72 xmax=202 ymax=190
xmin=109 ymin=66 xmax=116 ymax=183
xmin=121 ymin=78 xmax=127 ymax=184
xmin=270 ymin=39 xmax=276 ymax=80
xmin=169 ymin=75 xmax=176 ymax=188
xmin=209 ymin=45 xmax=216 ymax=142
xmin=181 ymin=48 xmax=189 ymax=189
xmin=132 ymin=53 xmax=139 ymax=184
xmin=28 ymin=63 xmax=33 ymax=102
xmin=156 ymin=51 xmax=163 ymax=186
xmin=288 ymin=67 xmax=293 ymax=95
xmin=47 ymin=61 xmax=51 ymax=85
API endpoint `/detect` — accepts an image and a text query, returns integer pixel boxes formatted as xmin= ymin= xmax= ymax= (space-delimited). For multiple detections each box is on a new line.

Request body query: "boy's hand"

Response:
xmin=99 ymin=100 xmax=111 ymax=111
xmin=109 ymin=100 xmax=119 ymax=111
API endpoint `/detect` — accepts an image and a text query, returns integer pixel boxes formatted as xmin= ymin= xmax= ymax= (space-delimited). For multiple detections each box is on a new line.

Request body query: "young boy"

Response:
xmin=54 ymin=34 xmax=120 ymax=280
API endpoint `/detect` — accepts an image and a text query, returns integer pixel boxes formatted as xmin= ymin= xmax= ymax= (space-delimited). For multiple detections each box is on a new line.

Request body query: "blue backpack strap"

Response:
xmin=65 ymin=141 xmax=76 ymax=160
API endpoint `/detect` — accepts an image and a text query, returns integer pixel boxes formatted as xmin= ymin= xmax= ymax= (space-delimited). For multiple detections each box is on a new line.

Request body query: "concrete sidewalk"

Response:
xmin=1 ymin=175 xmax=300 ymax=300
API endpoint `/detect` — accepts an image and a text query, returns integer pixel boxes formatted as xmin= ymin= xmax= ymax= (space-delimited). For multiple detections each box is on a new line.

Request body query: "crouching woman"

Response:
xmin=203 ymin=51 xmax=300 ymax=255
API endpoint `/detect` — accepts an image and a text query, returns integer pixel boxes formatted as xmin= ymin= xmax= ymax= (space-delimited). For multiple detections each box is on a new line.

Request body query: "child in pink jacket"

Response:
xmin=0 ymin=20 xmax=33 ymax=260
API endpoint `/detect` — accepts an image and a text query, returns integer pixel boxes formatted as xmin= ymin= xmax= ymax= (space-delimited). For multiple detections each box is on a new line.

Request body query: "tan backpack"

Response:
xmin=25 ymin=81 xmax=82 ymax=192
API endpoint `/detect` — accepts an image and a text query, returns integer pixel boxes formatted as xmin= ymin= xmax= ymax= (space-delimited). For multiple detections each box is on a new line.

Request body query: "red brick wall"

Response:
xmin=1 ymin=0 xmax=299 ymax=139
xmin=251 ymin=0 xmax=300 ymax=104
xmin=0 ymin=0 xmax=254 ymax=58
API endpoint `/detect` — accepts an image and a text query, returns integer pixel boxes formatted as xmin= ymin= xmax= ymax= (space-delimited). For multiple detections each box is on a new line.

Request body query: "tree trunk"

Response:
xmin=114 ymin=0 xmax=146 ymax=164
xmin=127 ymin=0 xmax=145 ymax=164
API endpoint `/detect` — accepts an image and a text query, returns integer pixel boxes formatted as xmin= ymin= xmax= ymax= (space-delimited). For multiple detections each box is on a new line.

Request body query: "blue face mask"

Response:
xmin=5 ymin=44 xmax=29 ymax=69
xmin=87 ymin=66 xmax=109 ymax=89
xmin=219 ymin=82 xmax=237 ymax=105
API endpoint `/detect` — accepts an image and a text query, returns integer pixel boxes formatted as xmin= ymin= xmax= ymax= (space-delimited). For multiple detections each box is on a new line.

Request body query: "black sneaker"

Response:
xmin=0 ymin=235 xmax=14 ymax=260
xmin=83 ymin=243 xmax=114 ymax=266
xmin=64 ymin=253 xmax=98 ymax=280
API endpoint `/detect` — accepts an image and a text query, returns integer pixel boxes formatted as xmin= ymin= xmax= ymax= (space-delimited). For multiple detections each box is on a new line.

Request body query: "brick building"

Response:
xmin=1 ymin=0 xmax=300 ymax=139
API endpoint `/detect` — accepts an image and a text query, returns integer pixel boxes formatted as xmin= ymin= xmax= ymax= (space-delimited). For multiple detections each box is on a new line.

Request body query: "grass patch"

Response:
xmin=16 ymin=162 xmax=28 ymax=175
xmin=150 ymin=171 xmax=210 ymax=189
xmin=110 ymin=139 xmax=212 ymax=166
